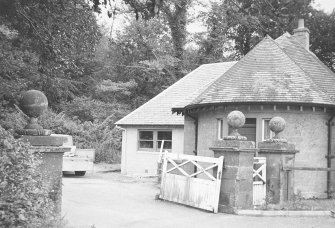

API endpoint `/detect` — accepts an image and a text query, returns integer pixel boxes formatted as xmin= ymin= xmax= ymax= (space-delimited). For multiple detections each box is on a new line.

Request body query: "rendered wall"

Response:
xmin=121 ymin=126 xmax=184 ymax=176
xmin=332 ymin=125 xmax=335 ymax=197
xmin=184 ymin=106 xmax=332 ymax=198
xmin=183 ymin=115 xmax=196 ymax=155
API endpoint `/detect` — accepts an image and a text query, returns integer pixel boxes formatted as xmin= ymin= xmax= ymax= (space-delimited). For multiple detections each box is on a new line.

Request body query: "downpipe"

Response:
xmin=186 ymin=112 xmax=198 ymax=156
xmin=327 ymin=114 xmax=335 ymax=198
xmin=186 ymin=112 xmax=198 ymax=173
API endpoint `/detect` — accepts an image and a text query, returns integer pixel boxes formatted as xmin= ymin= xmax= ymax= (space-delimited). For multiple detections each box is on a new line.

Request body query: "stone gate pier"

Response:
xmin=210 ymin=111 xmax=299 ymax=213
xmin=210 ymin=111 xmax=257 ymax=213
xmin=258 ymin=117 xmax=298 ymax=204
xmin=16 ymin=90 xmax=68 ymax=214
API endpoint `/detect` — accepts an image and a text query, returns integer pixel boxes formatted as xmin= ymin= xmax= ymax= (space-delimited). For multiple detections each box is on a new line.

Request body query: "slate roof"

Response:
xmin=115 ymin=62 xmax=236 ymax=126
xmin=176 ymin=35 xmax=335 ymax=110
xmin=275 ymin=33 xmax=335 ymax=100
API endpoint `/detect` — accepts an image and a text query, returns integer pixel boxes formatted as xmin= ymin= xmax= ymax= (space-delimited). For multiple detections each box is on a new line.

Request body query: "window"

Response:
xmin=139 ymin=131 xmax=154 ymax=149
xmin=262 ymin=119 xmax=274 ymax=141
xmin=240 ymin=118 xmax=257 ymax=142
xmin=157 ymin=131 xmax=172 ymax=150
xmin=138 ymin=130 xmax=172 ymax=151
xmin=227 ymin=118 xmax=257 ymax=142
xmin=217 ymin=119 xmax=224 ymax=139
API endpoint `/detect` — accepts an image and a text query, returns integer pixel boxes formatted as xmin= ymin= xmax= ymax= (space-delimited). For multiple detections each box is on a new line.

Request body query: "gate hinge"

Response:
xmin=324 ymin=190 xmax=335 ymax=194
xmin=326 ymin=122 xmax=335 ymax=126
xmin=325 ymin=155 xmax=335 ymax=159
xmin=222 ymin=161 xmax=226 ymax=169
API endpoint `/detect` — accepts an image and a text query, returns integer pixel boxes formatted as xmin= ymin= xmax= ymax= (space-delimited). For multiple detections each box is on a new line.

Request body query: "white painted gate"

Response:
xmin=253 ymin=157 xmax=266 ymax=205
xmin=159 ymin=152 xmax=224 ymax=213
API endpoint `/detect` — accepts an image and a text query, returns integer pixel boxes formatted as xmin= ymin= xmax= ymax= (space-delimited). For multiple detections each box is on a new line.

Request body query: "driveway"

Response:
xmin=62 ymin=166 xmax=335 ymax=228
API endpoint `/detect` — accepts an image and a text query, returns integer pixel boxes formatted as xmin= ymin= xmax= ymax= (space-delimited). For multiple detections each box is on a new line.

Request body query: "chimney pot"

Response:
xmin=293 ymin=18 xmax=310 ymax=50
xmin=298 ymin=19 xmax=304 ymax=28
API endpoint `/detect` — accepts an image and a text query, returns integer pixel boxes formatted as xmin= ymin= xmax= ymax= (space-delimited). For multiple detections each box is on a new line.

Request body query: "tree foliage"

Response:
xmin=0 ymin=0 xmax=101 ymax=109
xmin=198 ymin=0 xmax=335 ymax=71
xmin=308 ymin=9 xmax=335 ymax=72
xmin=122 ymin=0 xmax=192 ymax=77
xmin=199 ymin=0 xmax=312 ymax=60
xmin=100 ymin=17 xmax=183 ymax=108
xmin=1 ymin=0 xmax=335 ymax=173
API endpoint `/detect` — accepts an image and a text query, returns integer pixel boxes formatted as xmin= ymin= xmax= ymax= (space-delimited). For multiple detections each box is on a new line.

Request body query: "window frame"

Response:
xmin=138 ymin=130 xmax=154 ymax=151
xmin=262 ymin=119 xmax=274 ymax=141
xmin=217 ymin=118 xmax=224 ymax=140
xmin=138 ymin=130 xmax=172 ymax=152
xmin=218 ymin=117 xmax=257 ymax=142
xmin=239 ymin=118 xmax=257 ymax=142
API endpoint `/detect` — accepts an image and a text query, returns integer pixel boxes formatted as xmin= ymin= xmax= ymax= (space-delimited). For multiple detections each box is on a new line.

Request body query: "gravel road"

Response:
xmin=62 ymin=167 xmax=335 ymax=228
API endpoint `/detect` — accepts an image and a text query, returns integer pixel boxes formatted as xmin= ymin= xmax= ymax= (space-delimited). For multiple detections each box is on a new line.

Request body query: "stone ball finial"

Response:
xmin=268 ymin=116 xmax=287 ymax=142
xmin=269 ymin=116 xmax=286 ymax=137
xmin=17 ymin=90 xmax=51 ymax=136
xmin=227 ymin=110 xmax=245 ymax=129
xmin=224 ymin=110 xmax=247 ymax=140
xmin=19 ymin=90 xmax=48 ymax=119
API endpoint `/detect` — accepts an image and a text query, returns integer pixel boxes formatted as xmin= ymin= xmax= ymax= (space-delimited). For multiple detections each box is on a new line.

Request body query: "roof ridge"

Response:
xmin=278 ymin=34 xmax=335 ymax=77
xmin=172 ymin=62 xmax=238 ymax=109
xmin=187 ymin=36 xmax=276 ymax=106
xmin=308 ymin=49 xmax=335 ymax=78
xmin=115 ymin=61 xmax=236 ymax=125
xmin=115 ymin=65 xmax=205 ymax=124
xmin=270 ymin=36 xmax=334 ymax=103
xmin=275 ymin=35 xmax=335 ymax=101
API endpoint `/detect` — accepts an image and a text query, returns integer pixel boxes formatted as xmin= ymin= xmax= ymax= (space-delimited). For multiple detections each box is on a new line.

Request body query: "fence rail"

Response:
xmin=283 ymin=166 xmax=335 ymax=172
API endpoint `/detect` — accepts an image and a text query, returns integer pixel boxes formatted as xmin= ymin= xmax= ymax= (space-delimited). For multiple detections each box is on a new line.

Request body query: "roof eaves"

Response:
xmin=183 ymin=101 xmax=335 ymax=111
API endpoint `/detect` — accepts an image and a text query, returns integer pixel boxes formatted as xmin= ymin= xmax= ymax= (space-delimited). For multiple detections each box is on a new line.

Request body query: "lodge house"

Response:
xmin=116 ymin=19 xmax=335 ymax=198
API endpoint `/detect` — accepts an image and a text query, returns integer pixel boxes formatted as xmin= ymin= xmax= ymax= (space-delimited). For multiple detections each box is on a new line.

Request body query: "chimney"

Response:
xmin=293 ymin=19 xmax=310 ymax=50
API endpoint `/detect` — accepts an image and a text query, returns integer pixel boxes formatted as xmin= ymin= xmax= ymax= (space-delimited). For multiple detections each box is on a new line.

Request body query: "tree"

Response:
xmin=161 ymin=0 xmax=190 ymax=62
xmin=308 ymin=9 xmax=335 ymax=72
xmin=0 ymin=0 xmax=101 ymax=109
xmin=100 ymin=17 xmax=180 ymax=108
xmin=0 ymin=30 xmax=39 ymax=109
xmin=199 ymin=0 xmax=312 ymax=60
xmin=122 ymin=0 xmax=192 ymax=77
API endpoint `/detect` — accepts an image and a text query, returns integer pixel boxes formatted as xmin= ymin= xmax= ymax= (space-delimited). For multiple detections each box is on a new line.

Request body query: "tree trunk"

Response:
xmin=162 ymin=1 xmax=189 ymax=67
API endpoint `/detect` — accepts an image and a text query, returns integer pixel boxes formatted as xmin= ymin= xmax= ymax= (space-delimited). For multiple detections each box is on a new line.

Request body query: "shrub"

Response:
xmin=39 ymin=109 xmax=122 ymax=164
xmin=0 ymin=108 xmax=122 ymax=164
xmin=94 ymin=127 xmax=122 ymax=163
xmin=0 ymin=126 xmax=58 ymax=227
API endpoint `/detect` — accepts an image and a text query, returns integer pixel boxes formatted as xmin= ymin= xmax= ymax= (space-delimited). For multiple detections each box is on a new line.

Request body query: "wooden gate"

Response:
xmin=159 ymin=152 xmax=224 ymax=213
xmin=253 ymin=157 xmax=266 ymax=205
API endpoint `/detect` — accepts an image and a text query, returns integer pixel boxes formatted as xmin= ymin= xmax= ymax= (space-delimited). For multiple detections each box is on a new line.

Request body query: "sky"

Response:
xmin=187 ymin=0 xmax=335 ymax=33
xmin=94 ymin=0 xmax=335 ymax=37
xmin=313 ymin=0 xmax=335 ymax=13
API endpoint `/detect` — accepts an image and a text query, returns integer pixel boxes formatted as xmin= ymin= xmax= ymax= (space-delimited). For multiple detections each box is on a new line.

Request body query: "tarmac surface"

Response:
xmin=62 ymin=165 xmax=335 ymax=228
